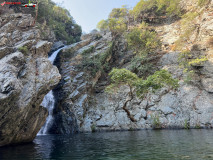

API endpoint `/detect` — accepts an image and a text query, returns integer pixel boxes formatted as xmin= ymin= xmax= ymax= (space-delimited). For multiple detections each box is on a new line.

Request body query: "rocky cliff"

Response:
xmin=0 ymin=13 xmax=61 ymax=146
xmin=52 ymin=0 xmax=213 ymax=133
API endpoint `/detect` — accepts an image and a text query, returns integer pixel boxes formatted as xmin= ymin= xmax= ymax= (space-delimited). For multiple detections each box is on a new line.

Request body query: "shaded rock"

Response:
xmin=50 ymin=41 xmax=64 ymax=53
xmin=0 ymin=13 xmax=61 ymax=147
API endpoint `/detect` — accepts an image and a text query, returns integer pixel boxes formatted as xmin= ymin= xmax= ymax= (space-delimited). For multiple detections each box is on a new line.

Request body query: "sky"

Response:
xmin=52 ymin=0 xmax=140 ymax=33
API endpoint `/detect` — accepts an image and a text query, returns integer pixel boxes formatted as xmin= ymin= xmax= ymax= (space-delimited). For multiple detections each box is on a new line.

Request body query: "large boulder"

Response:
xmin=0 ymin=13 xmax=61 ymax=146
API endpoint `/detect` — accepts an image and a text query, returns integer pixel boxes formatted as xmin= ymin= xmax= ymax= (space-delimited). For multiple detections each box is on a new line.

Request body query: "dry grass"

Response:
xmin=207 ymin=37 xmax=213 ymax=48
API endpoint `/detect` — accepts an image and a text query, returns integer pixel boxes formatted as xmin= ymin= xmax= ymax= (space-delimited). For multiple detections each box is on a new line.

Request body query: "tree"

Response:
xmin=97 ymin=6 xmax=128 ymax=36
xmin=106 ymin=68 xmax=178 ymax=122
xmin=37 ymin=0 xmax=82 ymax=44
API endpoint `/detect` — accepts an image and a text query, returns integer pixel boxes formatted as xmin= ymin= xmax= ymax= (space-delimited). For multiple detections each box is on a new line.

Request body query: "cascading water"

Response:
xmin=38 ymin=46 xmax=66 ymax=135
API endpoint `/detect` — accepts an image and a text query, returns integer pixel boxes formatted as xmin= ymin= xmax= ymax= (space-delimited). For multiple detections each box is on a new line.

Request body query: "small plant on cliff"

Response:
xmin=184 ymin=120 xmax=190 ymax=129
xmin=78 ymin=43 xmax=113 ymax=77
xmin=178 ymin=50 xmax=207 ymax=83
xmin=82 ymin=46 xmax=95 ymax=56
xmin=63 ymin=48 xmax=75 ymax=59
xmin=18 ymin=46 xmax=28 ymax=55
xmin=151 ymin=114 xmax=161 ymax=129
xmin=195 ymin=123 xmax=201 ymax=129
xmin=91 ymin=124 xmax=96 ymax=132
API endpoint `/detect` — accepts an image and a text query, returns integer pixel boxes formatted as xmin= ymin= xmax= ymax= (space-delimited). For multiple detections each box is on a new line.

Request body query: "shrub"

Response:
xmin=37 ymin=0 xmax=82 ymax=44
xmin=178 ymin=50 xmax=207 ymax=83
xmin=97 ymin=18 xmax=127 ymax=36
xmin=198 ymin=0 xmax=209 ymax=7
xmin=77 ymin=43 xmax=113 ymax=77
xmin=129 ymin=56 xmax=155 ymax=78
xmin=63 ymin=48 xmax=75 ymax=59
xmin=125 ymin=26 xmax=161 ymax=56
xmin=131 ymin=0 xmax=182 ymax=20
xmin=82 ymin=46 xmax=95 ymax=56
xmin=134 ymin=69 xmax=179 ymax=98
xmin=184 ymin=120 xmax=190 ymax=129
xmin=151 ymin=114 xmax=161 ymax=129
xmin=18 ymin=46 xmax=28 ymax=55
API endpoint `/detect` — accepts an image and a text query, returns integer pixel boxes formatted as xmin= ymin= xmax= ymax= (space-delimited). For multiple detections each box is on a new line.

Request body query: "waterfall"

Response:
xmin=38 ymin=46 xmax=65 ymax=135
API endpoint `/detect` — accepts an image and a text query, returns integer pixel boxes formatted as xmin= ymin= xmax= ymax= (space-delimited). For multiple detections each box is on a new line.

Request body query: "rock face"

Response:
xmin=52 ymin=1 xmax=213 ymax=133
xmin=0 ymin=13 xmax=61 ymax=146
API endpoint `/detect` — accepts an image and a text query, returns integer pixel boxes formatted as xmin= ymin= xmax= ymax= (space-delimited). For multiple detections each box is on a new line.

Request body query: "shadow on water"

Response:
xmin=1 ymin=130 xmax=213 ymax=160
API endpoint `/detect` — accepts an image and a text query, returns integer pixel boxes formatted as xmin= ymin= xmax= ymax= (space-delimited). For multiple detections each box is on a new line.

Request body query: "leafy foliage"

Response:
xmin=106 ymin=68 xmax=179 ymax=98
xmin=131 ymin=0 xmax=182 ymax=20
xmin=37 ymin=0 xmax=82 ymax=44
xmin=198 ymin=0 xmax=209 ymax=7
xmin=97 ymin=6 xmax=128 ymax=35
xmin=97 ymin=18 xmax=127 ymax=35
xmin=134 ymin=69 xmax=179 ymax=97
xmin=109 ymin=6 xmax=129 ymax=19
xmin=125 ymin=25 xmax=161 ymax=56
xmin=77 ymin=43 xmax=113 ymax=77
xmin=82 ymin=46 xmax=95 ymax=56
xmin=151 ymin=114 xmax=161 ymax=129
xmin=18 ymin=46 xmax=28 ymax=55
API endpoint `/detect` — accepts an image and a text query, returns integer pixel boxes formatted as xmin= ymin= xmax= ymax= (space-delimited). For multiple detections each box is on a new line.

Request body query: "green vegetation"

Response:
xmin=18 ymin=46 xmax=28 ymax=55
xmin=129 ymin=56 xmax=155 ymax=78
xmin=97 ymin=6 xmax=128 ymax=36
xmin=106 ymin=68 xmax=178 ymax=98
xmin=82 ymin=46 xmax=95 ymax=56
xmin=198 ymin=0 xmax=209 ymax=6
xmin=195 ymin=123 xmax=201 ymax=129
xmin=125 ymin=23 xmax=161 ymax=56
xmin=37 ymin=0 xmax=82 ymax=44
xmin=151 ymin=114 xmax=161 ymax=129
xmin=90 ymin=124 xmax=96 ymax=132
xmin=63 ymin=48 xmax=75 ymax=59
xmin=184 ymin=120 xmax=190 ymax=129
xmin=178 ymin=50 xmax=207 ymax=83
xmin=174 ymin=12 xmax=199 ymax=50
xmin=131 ymin=0 xmax=182 ymax=20
xmin=77 ymin=43 xmax=113 ymax=77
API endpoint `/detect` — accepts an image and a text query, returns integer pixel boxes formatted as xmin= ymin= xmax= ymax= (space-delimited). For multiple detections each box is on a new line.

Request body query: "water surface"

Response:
xmin=1 ymin=130 xmax=213 ymax=160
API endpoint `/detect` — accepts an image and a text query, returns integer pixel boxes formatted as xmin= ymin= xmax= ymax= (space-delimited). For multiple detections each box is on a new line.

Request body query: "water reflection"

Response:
xmin=1 ymin=130 xmax=213 ymax=160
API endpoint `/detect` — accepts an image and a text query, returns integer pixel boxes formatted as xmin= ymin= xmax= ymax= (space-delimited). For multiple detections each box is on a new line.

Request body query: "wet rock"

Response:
xmin=50 ymin=41 xmax=64 ymax=53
